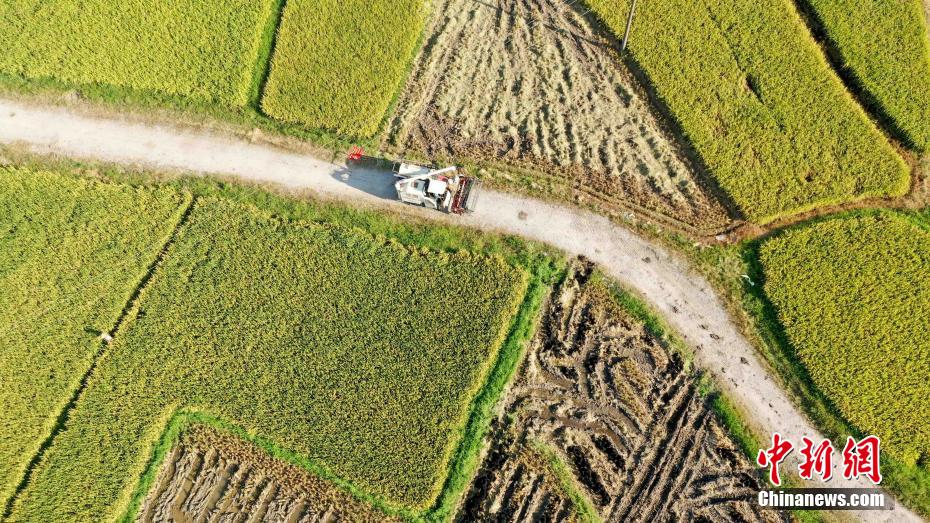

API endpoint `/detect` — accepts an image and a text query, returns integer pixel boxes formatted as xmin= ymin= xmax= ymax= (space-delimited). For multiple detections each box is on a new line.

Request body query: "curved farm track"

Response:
xmin=0 ymin=98 xmax=921 ymax=522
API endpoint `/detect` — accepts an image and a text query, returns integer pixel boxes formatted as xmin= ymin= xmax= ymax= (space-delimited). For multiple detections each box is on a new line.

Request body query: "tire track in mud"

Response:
xmin=460 ymin=262 xmax=786 ymax=522
xmin=138 ymin=427 xmax=396 ymax=523
xmin=386 ymin=0 xmax=731 ymax=231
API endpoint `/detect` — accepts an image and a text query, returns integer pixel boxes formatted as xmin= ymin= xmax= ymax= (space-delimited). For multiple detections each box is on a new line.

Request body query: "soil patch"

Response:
xmin=386 ymin=0 xmax=731 ymax=232
xmin=138 ymin=426 xmax=397 ymax=522
xmin=460 ymin=261 xmax=786 ymax=521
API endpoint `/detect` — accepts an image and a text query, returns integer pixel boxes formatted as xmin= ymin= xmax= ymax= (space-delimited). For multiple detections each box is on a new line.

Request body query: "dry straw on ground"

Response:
xmin=387 ymin=0 xmax=730 ymax=231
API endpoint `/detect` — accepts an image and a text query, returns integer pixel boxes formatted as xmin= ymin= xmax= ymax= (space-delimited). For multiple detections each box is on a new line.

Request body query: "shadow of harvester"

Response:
xmin=331 ymin=157 xmax=400 ymax=201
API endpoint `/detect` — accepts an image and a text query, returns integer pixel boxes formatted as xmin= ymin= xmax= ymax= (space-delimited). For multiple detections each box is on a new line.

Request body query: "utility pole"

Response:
xmin=621 ymin=0 xmax=638 ymax=51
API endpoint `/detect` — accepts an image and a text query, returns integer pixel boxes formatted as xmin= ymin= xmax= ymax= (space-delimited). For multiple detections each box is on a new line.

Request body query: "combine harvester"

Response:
xmin=392 ymin=161 xmax=481 ymax=214
xmin=347 ymin=147 xmax=481 ymax=214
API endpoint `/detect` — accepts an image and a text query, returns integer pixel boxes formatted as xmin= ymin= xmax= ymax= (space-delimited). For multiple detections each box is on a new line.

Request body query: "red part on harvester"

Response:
xmin=450 ymin=176 xmax=475 ymax=214
xmin=347 ymin=145 xmax=364 ymax=161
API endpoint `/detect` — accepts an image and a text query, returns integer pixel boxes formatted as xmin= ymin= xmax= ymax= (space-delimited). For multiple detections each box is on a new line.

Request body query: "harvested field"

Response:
xmin=386 ymin=0 xmax=731 ymax=232
xmin=459 ymin=433 xmax=586 ymax=522
xmin=461 ymin=263 xmax=785 ymax=522
xmin=139 ymin=425 xmax=396 ymax=522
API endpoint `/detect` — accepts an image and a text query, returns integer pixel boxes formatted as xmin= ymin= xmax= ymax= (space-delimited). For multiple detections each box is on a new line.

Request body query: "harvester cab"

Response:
xmin=392 ymin=161 xmax=481 ymax=214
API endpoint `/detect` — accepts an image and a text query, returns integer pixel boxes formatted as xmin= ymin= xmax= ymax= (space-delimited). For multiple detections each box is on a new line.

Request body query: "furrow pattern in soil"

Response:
xmin=138 ymin=427 xmax=396 ymax=523
xmin=460 ymin=261 xmax=786 ymax=522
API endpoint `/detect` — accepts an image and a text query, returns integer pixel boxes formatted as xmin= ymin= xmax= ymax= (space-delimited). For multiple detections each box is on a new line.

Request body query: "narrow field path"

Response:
xmin=0 ymin=98 xmax=919 ymax=522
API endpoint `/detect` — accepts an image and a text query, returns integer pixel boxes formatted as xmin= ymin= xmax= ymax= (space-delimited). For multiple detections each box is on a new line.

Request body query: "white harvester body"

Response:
xmin=392 ymin=162 xmax=481 ymax=214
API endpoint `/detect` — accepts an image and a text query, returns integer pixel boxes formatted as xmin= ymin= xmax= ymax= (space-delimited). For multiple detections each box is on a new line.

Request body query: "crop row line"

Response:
xmin=248 ymin=0 xmax=290 ymax=111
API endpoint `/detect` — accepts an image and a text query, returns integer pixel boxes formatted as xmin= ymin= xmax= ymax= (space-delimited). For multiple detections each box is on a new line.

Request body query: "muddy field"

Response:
xmin=138 ymin=426 xmax=395 ymax=523
xmin=386 ymin=0 xmax=731 ymax=232
xmin=459 ymin=263 xmax=786 ymax=522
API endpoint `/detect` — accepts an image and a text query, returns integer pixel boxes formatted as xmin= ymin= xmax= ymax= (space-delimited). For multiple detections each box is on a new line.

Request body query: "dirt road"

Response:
xmin=0 ymin=98 xmax=919 ymax=522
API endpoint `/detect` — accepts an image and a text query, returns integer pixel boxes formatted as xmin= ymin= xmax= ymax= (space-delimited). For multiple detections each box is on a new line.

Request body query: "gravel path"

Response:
xmin=0 ymin=98 xmax=919 ymax=522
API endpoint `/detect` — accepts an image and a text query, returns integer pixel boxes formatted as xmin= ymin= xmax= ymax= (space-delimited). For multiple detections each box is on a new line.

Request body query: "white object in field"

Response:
xmin=100 ymin=332 xmax=113 ymax=343
xmin=392 ymin=162 xmax=481 ymax=214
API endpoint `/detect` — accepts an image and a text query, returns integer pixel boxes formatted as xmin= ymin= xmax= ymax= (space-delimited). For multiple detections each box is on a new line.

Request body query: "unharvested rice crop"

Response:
xmin=0 ymin=0 xmax=276 ymax=105
xmin=387 ymin=0 xmax=731 ymax=232
xmin=9 ymin=198 xmax=527 ymax=520
xmin=925 ymin=0 xmax=930 ymax=38
xmin=0 ymin=168 xmax=188 ymax=507
xmin=759 ymin=212 xmax=930 ymax=465
xmin=583 ymin=0 xmax=910 ymax=223
xmin=261 ymin=0 xmax=426 ymax=137
xmin=800 ymin=0 xmax=930 ymax=152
